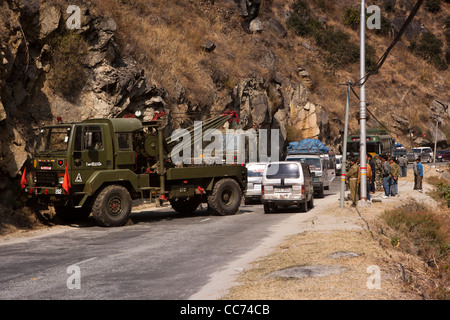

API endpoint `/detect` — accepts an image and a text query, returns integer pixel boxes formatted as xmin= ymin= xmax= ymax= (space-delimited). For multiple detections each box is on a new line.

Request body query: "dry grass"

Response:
xmin=224 ymin=228 xmax=419 ymax=300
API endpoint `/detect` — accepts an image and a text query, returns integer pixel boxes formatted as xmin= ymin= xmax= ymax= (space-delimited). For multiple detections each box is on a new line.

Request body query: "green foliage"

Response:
xmin=343 ymin=7 xmax=360 ymax=30
xmin=426 ymin=0 xmax=442 ymax=13
xmin=437 ymin=182 xmax=450 ymax=207
xmin=410 ymin=31 xmax=448 ymax=70
xmin=49 ymin=32 xmax=88 ymax=99
xmin=383 ymin=0 xmax=396 ymax=13
xmin=314 ymin=27 xmax=370 ymax=69
xmin=287 ymin=14 xmax=321 ymax=37
xmin=291 ymin=0 xmax=311 ymax=17
xmin=375 ymin=15 xmax=392 ymax=37
xmin=287 ymin=2 xmax=378 ymax=70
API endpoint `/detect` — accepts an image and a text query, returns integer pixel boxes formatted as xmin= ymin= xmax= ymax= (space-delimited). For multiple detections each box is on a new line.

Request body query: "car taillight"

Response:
xmin=302 ymin=186 xmax=305 ymax=194
xmin=261 ymin=186 xmax=264 ymax=195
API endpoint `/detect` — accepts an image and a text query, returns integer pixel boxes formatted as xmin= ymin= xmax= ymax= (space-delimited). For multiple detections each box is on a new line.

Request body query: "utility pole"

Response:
xmin=340 ymin=81 xmax=352 ymax=208
xmin=359 ymin=0 xmax=368 ymax=202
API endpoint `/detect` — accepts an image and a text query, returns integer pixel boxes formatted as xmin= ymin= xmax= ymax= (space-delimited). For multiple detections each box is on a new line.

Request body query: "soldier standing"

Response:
xmin=346 ymin=157 xmax=359 ymax=207
xmin=400 ymin=155 xmax=408 ymax=177
xmin=374 ymin=154 xmax=383 ymax=191
xmin=389 ymin=157 xmax=400 ymax=196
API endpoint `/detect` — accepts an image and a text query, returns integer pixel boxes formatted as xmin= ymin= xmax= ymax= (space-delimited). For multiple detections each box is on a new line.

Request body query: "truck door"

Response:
xmin=72 ymin=124 xmax=112 ymax=187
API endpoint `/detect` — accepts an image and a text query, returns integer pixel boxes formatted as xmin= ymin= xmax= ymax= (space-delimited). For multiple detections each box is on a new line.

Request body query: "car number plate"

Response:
xmin=254 ymin=184 xmax=261 ymax=190
xmin=275 ymin=188 xmax=290 ymax=193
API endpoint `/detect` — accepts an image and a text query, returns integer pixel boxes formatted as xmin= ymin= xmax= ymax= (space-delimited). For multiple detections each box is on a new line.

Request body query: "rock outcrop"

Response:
xmin=0 ymin=0 xmax=163 ymax=181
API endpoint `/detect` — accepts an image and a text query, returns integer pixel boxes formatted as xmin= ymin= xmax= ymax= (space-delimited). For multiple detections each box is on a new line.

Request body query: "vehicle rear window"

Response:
xmin=265 ymin=163 xmax=300 ymax=179
xmin=287 ymin=157 xmax=321 ymax=170
xmin=247 ymin=165 xmax=265 ymax=177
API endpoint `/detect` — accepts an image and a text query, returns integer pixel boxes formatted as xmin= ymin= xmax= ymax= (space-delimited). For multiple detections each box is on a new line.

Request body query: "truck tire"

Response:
xmin=170 ymin=197 xmax=201 ymax=215
xmin=208 ymin=178 xmax=242 ymax=216
xmin=92 ymin=185 xmax=132 ymax=227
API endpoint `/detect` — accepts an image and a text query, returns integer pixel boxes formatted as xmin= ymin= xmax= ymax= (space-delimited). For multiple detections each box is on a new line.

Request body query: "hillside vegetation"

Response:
xmin=86 ymin=0 xmax=450 ymax=146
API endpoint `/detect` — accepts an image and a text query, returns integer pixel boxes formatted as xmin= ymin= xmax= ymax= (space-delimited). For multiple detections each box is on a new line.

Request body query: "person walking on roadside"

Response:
xmin=346 ymin=157 xmax=359 ymax=207
xmin=374 ymin=154 xmax=383 ymax=191
xmin=415 ymin=157 xmax=423 ymax=192
xmin=381 ymin=155 xmax=391 ymax=198
xmin=389 ymin=157 xmax=400 ymax=197
xmin=358 ymin=154 xmax=373 ymax=201
xmin=398 ymin=155 xmax=408 ymax=177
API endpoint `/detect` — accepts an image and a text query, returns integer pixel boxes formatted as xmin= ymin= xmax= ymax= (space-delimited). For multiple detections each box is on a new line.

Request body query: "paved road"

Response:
xmin=0 ymin=179 xmax=341 ymax=300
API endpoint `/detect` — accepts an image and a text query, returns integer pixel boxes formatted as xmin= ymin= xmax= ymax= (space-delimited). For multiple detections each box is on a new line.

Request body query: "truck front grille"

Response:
xmin=36 ymin=171 xmax=58 ymax=187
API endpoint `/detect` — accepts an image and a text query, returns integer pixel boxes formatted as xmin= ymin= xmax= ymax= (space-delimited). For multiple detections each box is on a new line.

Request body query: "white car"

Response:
xmin=244 ymin=162 xmax=267 ymax=204
xmin=261 ymin=161 xmax=314 ymax=213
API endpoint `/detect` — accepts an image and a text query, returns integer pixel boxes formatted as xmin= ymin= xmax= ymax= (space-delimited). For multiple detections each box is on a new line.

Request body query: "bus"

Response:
xmin=347 ymin=129 xmax=393 ymax=157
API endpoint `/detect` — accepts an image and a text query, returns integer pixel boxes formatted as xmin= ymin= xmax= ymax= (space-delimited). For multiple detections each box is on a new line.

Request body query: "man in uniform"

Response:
xmin=358 ymin=154 xmax=373 ymax=201
xmin=398 ymin=155 xmax=408 ymax=177
xmin=346 ymin=157 xmax=359 ymax=207
xmin=374 ymin=154 xmax=383 ymax=191
xmin=389 ymin=157 xmax=400 ymax=196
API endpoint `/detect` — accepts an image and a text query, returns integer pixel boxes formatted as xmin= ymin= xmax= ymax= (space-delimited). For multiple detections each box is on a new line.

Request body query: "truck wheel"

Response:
xmin=170 ymin=197 xmax=201 ymax=215
xmin=208 ymin=178 xmax=242 ymax=216
xmin=92 ymin=185 xmax=132 ymax=227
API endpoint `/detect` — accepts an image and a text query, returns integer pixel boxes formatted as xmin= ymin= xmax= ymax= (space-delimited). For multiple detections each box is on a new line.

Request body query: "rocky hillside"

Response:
xmin=0 ymin=0 xmax=449 ymax=219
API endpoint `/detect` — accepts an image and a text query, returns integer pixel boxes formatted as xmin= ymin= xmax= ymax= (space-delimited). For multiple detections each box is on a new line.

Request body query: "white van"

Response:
xmin=244 ymin=162 xmax=267 ymax=204
xmin=285 ymin=154 xmax=335 ymax=198
xmin=407 ymin=147 xmax=433 ymax=163
xmin=261 ymin=161 xmax=314 ymax=213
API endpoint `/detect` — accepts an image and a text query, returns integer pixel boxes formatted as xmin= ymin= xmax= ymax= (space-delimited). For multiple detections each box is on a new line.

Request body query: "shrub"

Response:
xmin=314 ymin=27 xmax=359 ymax=68
xmin=383 ymin=0 xmax=396 ymax=13
xmin=375 ymin=15 xmax=392 ymax=36
xmin=410 ymin=31 xmax=447 ymax=69
xmin=291 ymin=0 xmax=311 ymax=17
xmin=343 ymin=7 xmax=360 ymax=30
xmin=437 ymin=182 xmax=450 ymax=207
xmin=49 ymin=32 xmax=88 ymax=99
xmin=426 ymin=0 xmax=442 ymax=13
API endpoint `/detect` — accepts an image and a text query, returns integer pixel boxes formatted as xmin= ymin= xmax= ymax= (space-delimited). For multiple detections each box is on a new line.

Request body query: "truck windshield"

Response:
xmin=36 ymin=126 xmax=72 ymax=153
xmin=266 ymin=163 xmax=300 ymax=179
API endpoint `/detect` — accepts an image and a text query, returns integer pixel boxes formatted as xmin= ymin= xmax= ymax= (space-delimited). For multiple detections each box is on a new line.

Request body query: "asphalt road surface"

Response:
xmin=0 ymin=178 xmax=342 ymax=300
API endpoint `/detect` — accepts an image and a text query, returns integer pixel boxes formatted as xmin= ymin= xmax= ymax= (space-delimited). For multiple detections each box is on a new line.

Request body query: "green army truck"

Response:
xmin=22 ymin=114 xmax=247 ymax=227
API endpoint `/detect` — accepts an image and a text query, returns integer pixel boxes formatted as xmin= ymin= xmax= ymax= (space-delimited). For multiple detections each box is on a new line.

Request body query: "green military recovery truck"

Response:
xmin=21 ymin=113 xmax=247 ymax=227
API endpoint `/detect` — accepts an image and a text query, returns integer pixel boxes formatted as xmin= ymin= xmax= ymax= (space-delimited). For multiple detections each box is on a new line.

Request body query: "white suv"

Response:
xmin=261 ymin=161 xmax=314 ymax=213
